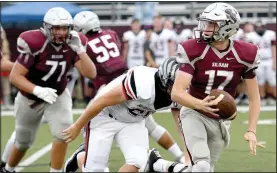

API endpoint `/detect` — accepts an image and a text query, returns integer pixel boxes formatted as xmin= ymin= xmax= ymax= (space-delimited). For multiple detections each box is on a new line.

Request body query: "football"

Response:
xmin=209 ymin=89 xmax=237 ymax=120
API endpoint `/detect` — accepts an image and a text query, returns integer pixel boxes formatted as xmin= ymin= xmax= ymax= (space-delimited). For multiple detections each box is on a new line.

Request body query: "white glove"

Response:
xmin=68 ymin=30 xmax=86 ymax=55
xmin=33 ymin=86 xmax=58 ymax=104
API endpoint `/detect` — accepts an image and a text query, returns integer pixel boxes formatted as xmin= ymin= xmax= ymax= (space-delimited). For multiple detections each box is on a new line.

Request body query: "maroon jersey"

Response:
xmin=16 ymin=29 xmax=87 ymax=101
xmin=177 ymin=39 xmax=260 ymax=119
xmin=86 ymin=30 xmax=127 ymax=76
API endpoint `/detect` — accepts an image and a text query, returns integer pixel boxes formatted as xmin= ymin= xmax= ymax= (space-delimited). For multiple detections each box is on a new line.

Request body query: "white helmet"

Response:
xmin=195 ymin=2 xmax=240 ymax=43
xmin=73 ymin=11 xmax=100 ymax=35
xmin=43 ymin=7 xmax=73 ymax=43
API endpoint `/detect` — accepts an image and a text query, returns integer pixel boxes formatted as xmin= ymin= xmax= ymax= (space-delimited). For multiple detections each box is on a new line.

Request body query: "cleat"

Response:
xmin=148 ymin=148 xmax=162 ymax=172
xmin=64 ymin=143 xmax=85 ymax=172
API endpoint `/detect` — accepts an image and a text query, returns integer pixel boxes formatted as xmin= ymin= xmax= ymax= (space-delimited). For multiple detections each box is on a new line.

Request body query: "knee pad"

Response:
xmin=15 ymin=127 xmax=34 ymax=152
xmin=145 ymin=117 xmax=166 ymax=142
xmin=192 ymin=160 xmax=210 ymax=172
xmin=149 ymin=125 xmax=166 ymax=142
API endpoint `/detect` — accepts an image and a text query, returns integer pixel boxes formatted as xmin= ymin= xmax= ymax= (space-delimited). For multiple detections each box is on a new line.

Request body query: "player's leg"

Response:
xmin=4 ymin=93 xmax=44 ymax=172
xmin=206 ymin=120 xmax=226 ymax=172
xmin=64 ymin=115 xmax=118 ymax=172
xmin=256 ymin=62 xmax=267 ymax=105
xmin=265 ymin=61 xmax=276 ymax=105
xmin=43 ymin=88 xmax=73 ymax=172
xmin=145 ymin=115 xmax=185 ymax=163
xmin=150 ymin=107 xmax=211 ymax=172
xmin=1 ymin=114 xmax=47 ymax=169
xmin=1 ymin=131 xmax=16 ymax=168
xmin=63 ymin=143 xmax=85 ymax=172
xmin=147 ymin=148 xmax=189 ymax=172
xmin=115 ymin=120 xmax=149 ymax=172
xmin=82 ymin=115 xmax=119 ymax=172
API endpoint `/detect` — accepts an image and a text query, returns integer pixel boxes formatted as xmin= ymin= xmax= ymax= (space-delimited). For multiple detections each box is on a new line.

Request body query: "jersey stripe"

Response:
xmin=122 ymin=70 xmax=137 ymax=100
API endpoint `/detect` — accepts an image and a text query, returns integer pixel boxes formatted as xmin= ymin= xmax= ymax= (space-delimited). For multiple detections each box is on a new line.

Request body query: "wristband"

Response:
xmin=247 ymin=130 xmax=256 ymax=135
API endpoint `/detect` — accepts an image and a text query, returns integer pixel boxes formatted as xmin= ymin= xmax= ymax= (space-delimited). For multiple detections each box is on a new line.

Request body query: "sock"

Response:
xmin=50 ymin=167 xmax=62 ymax=172
xmin=5 ymin=164 xmax=15 ymax=172
xmin=153 ymin=159 xmax=173 ymax=172
xmin=153 ymin=159 xmax=187 ymax=172
xmin=2 ymin=132 xmax=16 ymax=162
xmin=168 ymin=143 xmax=184 ymax=160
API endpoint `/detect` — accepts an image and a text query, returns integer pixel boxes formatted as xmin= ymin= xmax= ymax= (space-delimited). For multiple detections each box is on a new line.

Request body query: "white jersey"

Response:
xmin=231 ymin=28 xmax=244 ymax=40
xmin=174 ymin=29 xmax=193 ymax=44
xmin=96 ymin=66 xmax=180 ymax=123
xmin=150 ymin=29 xmax=176 ymax=66
xmin=66 ymin=67 xmax=80 ymax=94
xmin=257 ymin=30 xmax=276 ymax=60
xmin=123 ymin=30 xmax=146 ymax=68
xmin=244 ymin=31 xmax=261 ymax=45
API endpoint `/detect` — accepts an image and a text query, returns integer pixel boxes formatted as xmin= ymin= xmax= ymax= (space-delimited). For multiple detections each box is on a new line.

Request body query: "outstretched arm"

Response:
xmin=62 ymin=81 xmax=128 ymax=143
xmin=244 ymin=77 xmax=265 ymax=155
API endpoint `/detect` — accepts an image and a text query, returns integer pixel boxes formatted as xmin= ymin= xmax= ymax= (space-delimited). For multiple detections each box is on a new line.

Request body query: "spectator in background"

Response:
xmin=255 ymin=20 xmax=276 ymax=105
xmin=122 ymin=19 xmax=146 ymax=69
xmin=143 ymin=25 xmax=157 ymax=68
xmin=149 ymin=15 xmax=176 ymax=66
xmin=134 ymin=2 xmax=157 ymax=26
xmin=0 ymin=24 xmax=13 ymax=110
xmin=163 ymin=18 xmax=173 ymax=30
xmin=173 ymin=19 xmax=193 ymax=44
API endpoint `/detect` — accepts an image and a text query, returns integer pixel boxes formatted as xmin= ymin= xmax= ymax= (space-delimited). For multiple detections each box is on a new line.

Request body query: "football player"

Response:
xmin=2 ymin=7 xmax=97 ymax=173
xmin=63 ymin=11 xmax=187 ymax=172
xmin=173 ymin=19 xmax=193 ymax=44
xmin=254 ymin=20 xmax=276 ymax=105
xmin=62 ymin=57 xmax=186 ymax=172
xmin=0 ymin=24 xmax=14 ymax=72
xmin=149 ymin=15 xmax=176 ymax=66
xmin=148 ymin=2 xmax=265 ymax=172
xmin=122 ymin=19 xmax=146 ymax=68
xmin=73 ymin=11 xmax=128 ymax=101
xmin=0 ymin=67 xmax=80 ymax=170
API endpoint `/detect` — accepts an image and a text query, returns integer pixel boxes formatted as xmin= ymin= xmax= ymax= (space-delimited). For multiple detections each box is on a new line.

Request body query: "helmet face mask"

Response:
xmin=194 ymin=20 xmax=221 ymax=43
xmin=194 ymin=3 xmax=240 ymax=43
xmin=43 ymin=7 xmax=73 ymax=45
xmin=157 ymin=57 xmax=180 ymax=98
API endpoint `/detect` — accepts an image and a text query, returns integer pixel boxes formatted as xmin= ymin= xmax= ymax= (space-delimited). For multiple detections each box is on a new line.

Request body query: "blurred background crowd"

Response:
xmin=1 ymin=1 xmax=276 ymax=110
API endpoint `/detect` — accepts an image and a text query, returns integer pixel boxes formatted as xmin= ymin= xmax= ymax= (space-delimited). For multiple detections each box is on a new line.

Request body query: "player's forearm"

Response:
xmin=169 ymin=42 xmax=176 ymax=56
xmin=122 ymin=45 xmax=128 ymax=61
xmin=78 ymin=53 xmax=97 ymax=79
xmin=9 ymin=74 xmax=36 ymax=94
xmin=247 ymin=99 xmax=260 ymax=133
xmin=145 ymin=51 xmax=157 ymax=67
xmin=1 ymin=58 xmax=14 ymax=72
xmin=171 ymin=90 xmax=201 ymax=110
xmin=75 ymin=100 xmax=104 ymax=130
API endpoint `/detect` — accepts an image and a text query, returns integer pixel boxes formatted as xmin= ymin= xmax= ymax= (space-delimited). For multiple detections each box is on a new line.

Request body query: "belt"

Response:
xmin=109 ymin=113 xmax=117 ymax=120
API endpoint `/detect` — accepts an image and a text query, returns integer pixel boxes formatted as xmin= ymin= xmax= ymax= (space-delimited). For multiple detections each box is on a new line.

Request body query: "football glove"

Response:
xmin=33 ymin=86 xmax=58 ymax=104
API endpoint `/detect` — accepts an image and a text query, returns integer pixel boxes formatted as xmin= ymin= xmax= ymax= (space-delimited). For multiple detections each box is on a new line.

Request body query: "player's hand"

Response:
xmin=272 ymin=62 xmax=276 ymax=70
xmin=32 ymin=86 xmax=58 ymax=104
xmin=68 ymin=30 xmax=86 ymax=55
xmin=244 ymin=131 xmax=265 ymax=156
xmin=62 ymin=123 xmax=81 ymax=143
xmin=196 ymin=95 xmax=219 ymax=117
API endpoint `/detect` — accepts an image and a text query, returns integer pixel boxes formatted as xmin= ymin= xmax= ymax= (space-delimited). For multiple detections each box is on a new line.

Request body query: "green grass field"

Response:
xmin=1 ymin=111 xmax=276 ymax=172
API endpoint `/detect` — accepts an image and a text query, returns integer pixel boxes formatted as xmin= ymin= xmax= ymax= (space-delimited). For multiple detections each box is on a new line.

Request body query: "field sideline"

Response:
xmin=1 ymin=107 xmax=276 ymax=172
